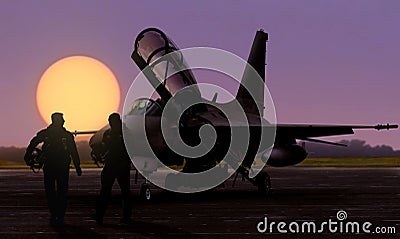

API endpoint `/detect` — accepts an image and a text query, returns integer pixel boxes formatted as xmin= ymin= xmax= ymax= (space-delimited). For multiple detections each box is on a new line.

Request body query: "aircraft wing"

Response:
xmin=195 ymin=112 xmax=397 ymax=139
xmin=275 ymin=123 xmax=398 ymax=140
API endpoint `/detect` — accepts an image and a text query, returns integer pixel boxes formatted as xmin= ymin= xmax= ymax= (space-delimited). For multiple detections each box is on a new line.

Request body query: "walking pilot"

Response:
xmin=24 ymin=112 xmax=82 ymax=226
xmin=91 ymin=113 xmax=132 ymax=225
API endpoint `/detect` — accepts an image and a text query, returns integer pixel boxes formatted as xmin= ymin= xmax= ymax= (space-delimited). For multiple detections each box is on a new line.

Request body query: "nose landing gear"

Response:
xmin=140 ymin=182 xmax=151 ymax=201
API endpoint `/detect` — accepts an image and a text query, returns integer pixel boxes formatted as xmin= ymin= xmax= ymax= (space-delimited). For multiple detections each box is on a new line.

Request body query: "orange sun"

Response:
xmin=36 ymin=56 xmax=120 ymax=131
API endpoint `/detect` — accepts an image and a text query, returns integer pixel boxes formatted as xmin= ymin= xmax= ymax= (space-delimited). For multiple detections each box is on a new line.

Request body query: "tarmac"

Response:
xmin=0 ymin=167 xmax=399 ymax=238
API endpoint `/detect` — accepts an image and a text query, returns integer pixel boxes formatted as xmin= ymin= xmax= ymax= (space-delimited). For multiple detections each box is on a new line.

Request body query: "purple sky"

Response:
xmin=1 ymin=0 xmax=399 ymax=149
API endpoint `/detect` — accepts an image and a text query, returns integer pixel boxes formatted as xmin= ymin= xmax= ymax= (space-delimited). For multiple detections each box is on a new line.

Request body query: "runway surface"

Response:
xmin=0 ymin=167 xmax=399 ymax=238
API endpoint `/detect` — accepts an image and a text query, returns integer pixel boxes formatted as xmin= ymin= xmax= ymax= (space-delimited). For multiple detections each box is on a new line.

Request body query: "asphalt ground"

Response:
xmin=0 ymin=167 xmax=399 ymax=238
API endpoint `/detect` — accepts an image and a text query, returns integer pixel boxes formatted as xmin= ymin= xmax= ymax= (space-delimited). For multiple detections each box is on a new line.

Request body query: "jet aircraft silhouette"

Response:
xmin=85 ymin=28 xmax=397 ymax=199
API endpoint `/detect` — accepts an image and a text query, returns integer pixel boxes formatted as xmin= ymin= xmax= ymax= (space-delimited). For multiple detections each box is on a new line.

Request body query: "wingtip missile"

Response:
xmin=374 ymin=124 xmax=398 ymax=130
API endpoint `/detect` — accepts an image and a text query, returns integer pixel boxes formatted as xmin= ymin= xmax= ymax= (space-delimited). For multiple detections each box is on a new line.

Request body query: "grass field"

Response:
xmin=297 ymin=157 xmax=400 ymax=167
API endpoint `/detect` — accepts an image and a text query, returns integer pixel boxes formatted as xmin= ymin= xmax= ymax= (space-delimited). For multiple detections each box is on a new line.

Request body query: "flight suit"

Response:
xmin=95 ymin=128 xmax=132 ymax=221
xmin=25 ymin=124 xmax=81 ymax=224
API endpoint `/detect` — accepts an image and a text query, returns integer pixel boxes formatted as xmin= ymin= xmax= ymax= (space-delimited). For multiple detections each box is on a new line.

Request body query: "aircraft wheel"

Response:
xmin=256 ymin=172 xmax=271 ymax=196
xmin=140 ymin=184 xmax=151 ymax=201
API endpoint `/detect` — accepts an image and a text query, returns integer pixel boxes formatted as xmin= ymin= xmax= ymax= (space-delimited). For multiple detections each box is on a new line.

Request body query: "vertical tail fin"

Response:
xmin=236 ymin=30 xmax=268 ymax=117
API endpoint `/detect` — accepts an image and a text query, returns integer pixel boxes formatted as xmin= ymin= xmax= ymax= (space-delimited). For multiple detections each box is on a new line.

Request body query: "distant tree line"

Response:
xmin=0 ymin=141 xmax=92 ymax=163
xmin=304 ymin=139 xmax=400 ymax=158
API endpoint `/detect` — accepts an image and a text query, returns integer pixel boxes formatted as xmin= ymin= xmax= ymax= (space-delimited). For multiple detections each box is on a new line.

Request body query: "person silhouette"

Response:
xmin=92 ymin=113 xmax=132 ymax=225
xmin=24 ymin=112 xmax=82 ymax=226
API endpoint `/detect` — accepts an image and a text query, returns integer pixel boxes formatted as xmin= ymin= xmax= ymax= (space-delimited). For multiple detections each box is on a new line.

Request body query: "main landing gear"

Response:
xmin=255 ymin=172 xmax=272 ymax=196
xmin=233 ymin=167 xmax=272 ymax=196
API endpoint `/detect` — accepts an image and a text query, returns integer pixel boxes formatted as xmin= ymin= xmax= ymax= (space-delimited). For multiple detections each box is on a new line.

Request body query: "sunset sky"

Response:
xmin=0 ymin=0 xmax=399 ymax=149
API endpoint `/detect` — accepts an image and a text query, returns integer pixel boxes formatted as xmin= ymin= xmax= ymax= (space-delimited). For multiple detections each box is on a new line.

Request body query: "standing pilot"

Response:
xmin=24 ymin=112 xmax=82 ymax=226
xmin=92 ymin=113 xmax=132 ymax=225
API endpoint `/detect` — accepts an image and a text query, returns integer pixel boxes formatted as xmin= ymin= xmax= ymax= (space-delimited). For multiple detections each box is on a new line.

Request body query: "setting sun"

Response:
xmin=36 ymin=56 xmax=120 ymax=131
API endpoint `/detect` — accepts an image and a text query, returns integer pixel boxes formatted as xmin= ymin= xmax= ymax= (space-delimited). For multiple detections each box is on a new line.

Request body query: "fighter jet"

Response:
xmin=88 ymin=28 xmax=397 ymax=200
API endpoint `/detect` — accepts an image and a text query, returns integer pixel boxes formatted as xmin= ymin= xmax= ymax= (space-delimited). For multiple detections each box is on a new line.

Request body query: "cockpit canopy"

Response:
xmin=131 ymin=28 xmax=200 ymax=98
xmin=134 ymin=28 xmax=178 ymax=65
